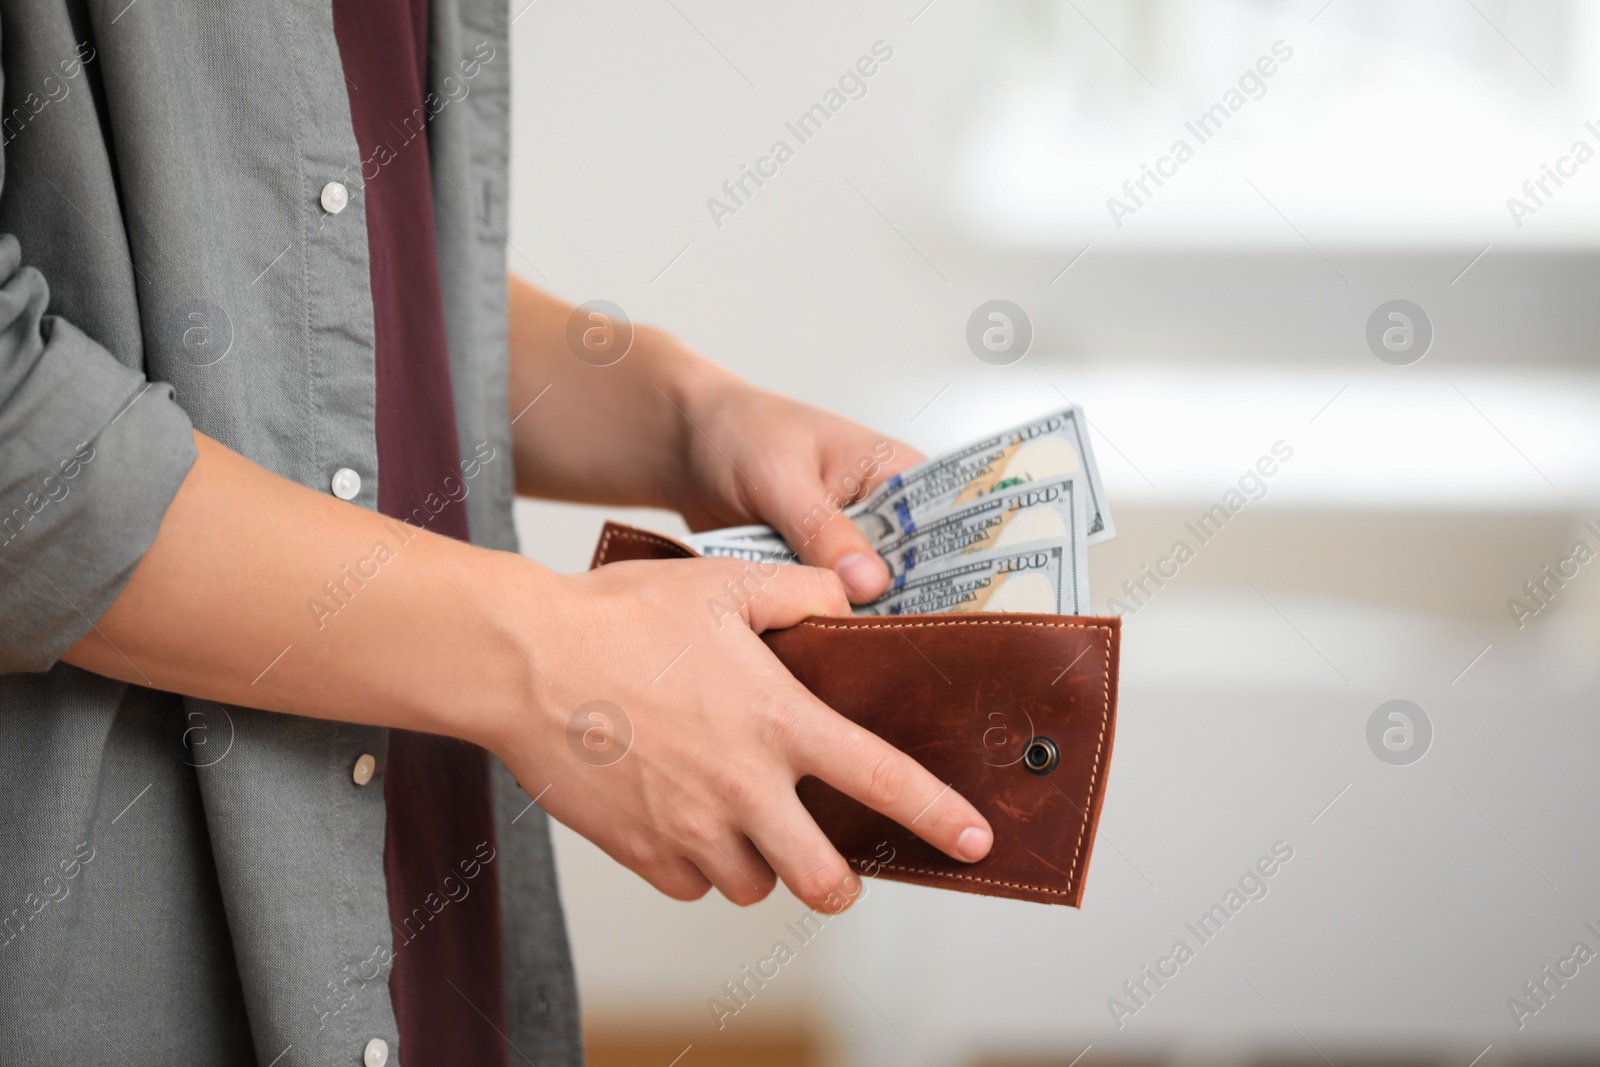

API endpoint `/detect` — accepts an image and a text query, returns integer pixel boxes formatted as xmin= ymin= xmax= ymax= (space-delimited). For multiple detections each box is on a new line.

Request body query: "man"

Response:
xmin=0 ymin=1 xmax=993 ymax=1064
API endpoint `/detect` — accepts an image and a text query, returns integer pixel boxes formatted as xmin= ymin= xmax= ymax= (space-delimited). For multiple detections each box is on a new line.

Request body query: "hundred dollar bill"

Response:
xmin=857 ymin=541 xmax=1079 ymax=616
xmin=849 ymin=405 xmax=1113 ymax=544
xmin=687 ymin=474 xmax=1090 ymax=612
xmin=687 ymin=521 xmax=792 ymax=561
xmin=689 ymin=536 xmax=797 ymax=566
xmin=686 ymin=523 xmax=784 ymax=546
xmin=874 ymin=474 xmax=1087 ymax=582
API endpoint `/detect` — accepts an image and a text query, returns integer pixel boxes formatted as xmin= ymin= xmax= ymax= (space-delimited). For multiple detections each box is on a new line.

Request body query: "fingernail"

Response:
xmin=815 ymin=873 xmax=861 ymax=915
xmin=836 ymin=552 xmax=883 ymax=599
xmin=956 ymin=826 xmax=993 ymax=862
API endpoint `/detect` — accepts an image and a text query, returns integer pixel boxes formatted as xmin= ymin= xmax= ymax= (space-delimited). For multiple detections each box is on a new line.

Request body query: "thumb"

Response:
xmin=787 ymin=505 xmax=889 ymax=605
xmin=740 ymin=561 xmax=852 ymax=632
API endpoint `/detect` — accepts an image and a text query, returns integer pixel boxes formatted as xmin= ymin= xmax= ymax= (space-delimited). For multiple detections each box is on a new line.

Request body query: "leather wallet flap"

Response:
xmin=589 ymin=521 xmax=1121 ymax=907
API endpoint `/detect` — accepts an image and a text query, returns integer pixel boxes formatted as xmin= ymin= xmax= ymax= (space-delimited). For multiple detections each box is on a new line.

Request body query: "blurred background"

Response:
xmin=505 ymin=1 xmax=1600 ymax=1064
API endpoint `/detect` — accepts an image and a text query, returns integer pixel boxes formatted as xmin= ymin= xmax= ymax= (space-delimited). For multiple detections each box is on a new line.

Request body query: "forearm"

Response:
xmin=507 ymin=273 xmax=734 ymax=507
xmin=62 ymin=432 xmax=537 ymax=749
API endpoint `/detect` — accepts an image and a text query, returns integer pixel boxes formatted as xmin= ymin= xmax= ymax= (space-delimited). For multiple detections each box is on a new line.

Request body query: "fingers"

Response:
xmin=736 ymin=559 xmax=851 ymax=632
xmin=645 ymin=773 xmax=779 ymax=906
xmin=627 ymin=829 xmax=776 ymax=906
xmin=644 ymin=856 xmax=715 ymax=902
xmin=784 ymin=697 xmax=993 ymax=864
xmin=783 ymin=438 xmax=923 ymax=603
xmin=861 ymin=437 xmax=925 ymax=488
xmin=729 ymin=429 xmax=928 ymax=604
xmin=787 ymin=507 xmax=890 ymax=604
xmin=687 ymin=830 xmax=779 ymax=907
xmin=746 ymin=793 xmax=865 ymax=914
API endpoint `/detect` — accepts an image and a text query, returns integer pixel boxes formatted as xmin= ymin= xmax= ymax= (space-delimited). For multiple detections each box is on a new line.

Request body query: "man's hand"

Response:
xmin=505 ymin=276 xmax=922 ymax=603
xmin=666 ymin=358 xmax=924 ymax=603
xmin=479 ymin=551 xmax=993 ymax=911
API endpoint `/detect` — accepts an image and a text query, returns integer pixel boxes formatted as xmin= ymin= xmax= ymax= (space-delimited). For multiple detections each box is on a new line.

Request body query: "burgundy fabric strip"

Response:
xmin=332 ymin=0 xmax=508 ymax=1062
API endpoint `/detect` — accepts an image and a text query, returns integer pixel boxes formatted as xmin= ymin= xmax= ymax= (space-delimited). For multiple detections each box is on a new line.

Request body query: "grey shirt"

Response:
xmin=0 ymin=2 xmax=581 ymax=1063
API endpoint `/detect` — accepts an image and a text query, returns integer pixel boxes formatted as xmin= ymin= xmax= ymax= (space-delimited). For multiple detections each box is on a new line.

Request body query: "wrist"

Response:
xmin=426 ymin=541 xmax=565 ymax=756
xmin=642 ymin=326 xmax=741 ymax=420
xmin=634 ymin=326 xmax=748 ymax=509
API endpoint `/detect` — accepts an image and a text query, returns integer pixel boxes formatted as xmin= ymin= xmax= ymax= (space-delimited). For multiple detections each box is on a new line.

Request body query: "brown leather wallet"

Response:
xmin=590 ymin=522 xmax=1122 ymax=907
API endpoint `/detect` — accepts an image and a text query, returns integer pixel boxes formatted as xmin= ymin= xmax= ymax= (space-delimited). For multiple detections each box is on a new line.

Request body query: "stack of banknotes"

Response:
xmin=685 ymin=406 xmax=1113 ymax=616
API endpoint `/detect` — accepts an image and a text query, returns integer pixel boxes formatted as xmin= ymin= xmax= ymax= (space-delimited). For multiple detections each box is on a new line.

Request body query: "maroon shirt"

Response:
xmin=332 ymin=2 xmax=508 ymax=1063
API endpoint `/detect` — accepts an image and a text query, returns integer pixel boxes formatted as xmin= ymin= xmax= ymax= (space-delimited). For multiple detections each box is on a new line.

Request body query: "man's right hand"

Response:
xmin=471 ymin=553 xmax=995 ymax=912
xmin=67 ymin=432 xmax=992 ymax=914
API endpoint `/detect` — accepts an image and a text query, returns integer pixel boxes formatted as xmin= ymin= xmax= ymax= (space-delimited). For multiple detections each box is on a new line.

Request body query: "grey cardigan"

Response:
xmin=0 ymin=1 xmax=580 ymax=1063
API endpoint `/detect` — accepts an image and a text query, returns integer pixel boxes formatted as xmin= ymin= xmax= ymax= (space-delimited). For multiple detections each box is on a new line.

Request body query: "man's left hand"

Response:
xmin=667 ymin=359 xmax=923 ymax=603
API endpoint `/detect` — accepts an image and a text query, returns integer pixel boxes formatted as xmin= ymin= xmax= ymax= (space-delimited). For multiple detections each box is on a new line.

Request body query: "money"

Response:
xmin=850 ymin=405 xmax=1113 ymax=545
xmin=873 ymin=475 xmax=1087 ymax=581
xmin=858 ymin=542 xmax=1079 ymax=616
xmin=688 ymin=524 xmax=794 ymax=565
xmin=692 ymin=537 xmax=796 ymax=565
xmin=687 ymin=523 xmax=784 ymax=545
xmin=680 ymin=403 xmax=1110 ymax=616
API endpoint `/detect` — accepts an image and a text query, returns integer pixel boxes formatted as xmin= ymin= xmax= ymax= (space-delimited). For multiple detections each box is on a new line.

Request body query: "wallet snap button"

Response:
xmin=1023 ymin=736 xmax=1060 ymax=776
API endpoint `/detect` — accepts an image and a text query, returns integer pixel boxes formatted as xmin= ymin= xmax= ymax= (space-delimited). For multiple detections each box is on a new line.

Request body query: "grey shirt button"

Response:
xmin=363 ymin=1037 xmax=389 ymax=1067
xmin=320 ymin=181 xmax=350 ymax=214
xmin=330 ymin=467 xmax=361 ymax=501
xmin=352 ymin=754 xmax=377 ymax=786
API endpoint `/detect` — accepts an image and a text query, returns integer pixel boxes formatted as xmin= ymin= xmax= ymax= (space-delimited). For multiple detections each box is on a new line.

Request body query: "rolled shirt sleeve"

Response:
xmin=0 ymin=233 xmax=197 ymax=673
